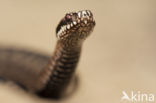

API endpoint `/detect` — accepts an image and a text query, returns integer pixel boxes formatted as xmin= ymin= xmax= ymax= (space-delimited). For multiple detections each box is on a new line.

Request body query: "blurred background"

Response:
xmin=0 ymin=0 xmax=156 ymax=103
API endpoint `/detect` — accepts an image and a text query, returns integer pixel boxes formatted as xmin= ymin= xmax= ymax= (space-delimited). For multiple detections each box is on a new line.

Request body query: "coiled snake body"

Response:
xmin=0 ymin=10 xmax=95 ymax=98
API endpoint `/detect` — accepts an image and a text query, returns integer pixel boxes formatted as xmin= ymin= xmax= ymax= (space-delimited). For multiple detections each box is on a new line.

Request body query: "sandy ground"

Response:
xmin=0 ymin=0 xmax=156 ymax=103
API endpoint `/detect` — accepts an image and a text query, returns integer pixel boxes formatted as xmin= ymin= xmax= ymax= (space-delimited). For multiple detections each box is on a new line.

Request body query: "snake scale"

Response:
xmin=0 ymin=10 xmax=95 ymax=99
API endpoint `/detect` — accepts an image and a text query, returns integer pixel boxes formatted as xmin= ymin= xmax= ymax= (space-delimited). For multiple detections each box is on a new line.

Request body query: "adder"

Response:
xmin=0 ymin=10 xmax=95 ymax=99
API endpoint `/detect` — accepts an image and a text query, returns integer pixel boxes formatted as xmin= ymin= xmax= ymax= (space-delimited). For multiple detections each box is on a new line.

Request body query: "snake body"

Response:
xmin=0 ymin=10 xmax=95 ymax=98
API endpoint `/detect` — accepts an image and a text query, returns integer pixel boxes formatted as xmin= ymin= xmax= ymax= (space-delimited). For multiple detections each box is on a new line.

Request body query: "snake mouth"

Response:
xmin=56 ymin=10 xmax=95 ymax=39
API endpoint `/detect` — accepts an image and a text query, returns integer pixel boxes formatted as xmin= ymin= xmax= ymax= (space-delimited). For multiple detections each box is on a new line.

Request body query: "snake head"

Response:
xmin=56 ymin=10 xmax=95 ymax=40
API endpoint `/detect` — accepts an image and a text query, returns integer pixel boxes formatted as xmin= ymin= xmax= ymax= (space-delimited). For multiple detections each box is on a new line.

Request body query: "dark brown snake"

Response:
xmin=0 ymin=10 xmax=95 ymax=99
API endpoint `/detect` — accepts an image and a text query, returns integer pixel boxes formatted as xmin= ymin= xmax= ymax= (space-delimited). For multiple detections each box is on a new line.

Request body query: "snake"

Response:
xmin=0 ymin=10 xmax=95 ymax=99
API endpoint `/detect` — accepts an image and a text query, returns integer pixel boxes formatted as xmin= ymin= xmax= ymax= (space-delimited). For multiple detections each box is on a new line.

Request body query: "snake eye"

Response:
xmin=65 ymin=14 xmax=72 ymax=22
